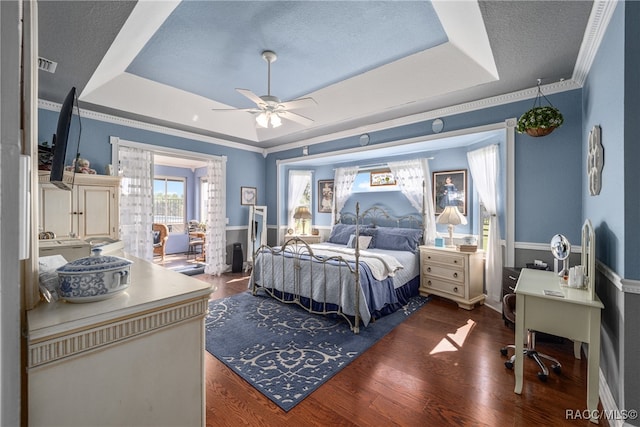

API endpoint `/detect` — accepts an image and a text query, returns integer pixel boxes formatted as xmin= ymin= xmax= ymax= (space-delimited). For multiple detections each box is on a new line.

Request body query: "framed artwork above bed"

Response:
xmin=433 ymin=169 xmax=467 ymax=216
xmin=318 ymin=180 xmax=334 ymax=213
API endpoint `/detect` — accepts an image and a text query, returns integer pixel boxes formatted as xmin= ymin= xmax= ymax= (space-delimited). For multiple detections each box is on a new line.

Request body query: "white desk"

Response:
xmin=514 ymin=268 xmax=604 ymax=424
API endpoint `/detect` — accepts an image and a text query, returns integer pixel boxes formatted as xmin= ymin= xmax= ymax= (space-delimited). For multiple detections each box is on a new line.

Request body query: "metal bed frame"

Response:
xmin=250 ymin=204 xmax=423 ymax=334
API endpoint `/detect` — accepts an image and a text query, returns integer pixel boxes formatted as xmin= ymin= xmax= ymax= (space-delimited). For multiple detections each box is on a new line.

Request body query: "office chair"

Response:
xmin=500 ymin=293 xmax=562 ymax=381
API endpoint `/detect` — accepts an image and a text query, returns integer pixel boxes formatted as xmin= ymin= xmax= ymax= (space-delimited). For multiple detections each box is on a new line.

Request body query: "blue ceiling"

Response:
xmin=126 ymin=1 xmax=447 ymax=108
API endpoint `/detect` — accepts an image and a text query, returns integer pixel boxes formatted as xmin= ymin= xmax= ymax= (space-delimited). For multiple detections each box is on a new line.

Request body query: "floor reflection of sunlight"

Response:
xmin=226 ymin=277 xmax=249 ymax=283
xmin=429 ymin=319 xmax=477 ymax=355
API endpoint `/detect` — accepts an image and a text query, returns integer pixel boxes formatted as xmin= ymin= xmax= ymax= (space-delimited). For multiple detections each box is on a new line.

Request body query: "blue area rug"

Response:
xmin=204 ymin=292 xmax=428 ymax=411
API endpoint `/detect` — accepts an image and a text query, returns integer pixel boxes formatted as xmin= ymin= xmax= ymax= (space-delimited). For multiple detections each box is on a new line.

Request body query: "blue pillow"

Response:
xmin=374 ymin=227 xmax=423 ymax=252
xmin=327 ymin=224 xmax=373 ymax=245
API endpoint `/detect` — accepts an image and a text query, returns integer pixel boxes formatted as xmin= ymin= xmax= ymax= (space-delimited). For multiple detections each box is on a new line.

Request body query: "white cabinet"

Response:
xmin=38 ymin=171 xmax=120 ymax=239
xmin=27 ymin=253 xmax=213 ymax=426
xmin=419 ymin=246 xmax=485 ymax=310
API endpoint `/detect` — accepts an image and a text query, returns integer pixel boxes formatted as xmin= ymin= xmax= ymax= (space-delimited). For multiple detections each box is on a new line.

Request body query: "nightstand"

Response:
xmin=284 ymin=234 xmax=322 ymax=245
xmin=419 ymin=246 xmax=485 ymax=310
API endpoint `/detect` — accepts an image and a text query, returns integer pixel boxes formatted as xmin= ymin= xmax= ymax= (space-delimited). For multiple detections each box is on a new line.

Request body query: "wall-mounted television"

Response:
xmin=49 ymin=86 xmax=77 ymax=190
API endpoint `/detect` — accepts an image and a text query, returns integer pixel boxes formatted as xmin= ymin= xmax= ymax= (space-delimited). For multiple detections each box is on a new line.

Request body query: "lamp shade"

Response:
xmin=437 ymin=205 xmax=467 ymax=226
xmin=293 ymin=206 xmax=312 ymax=220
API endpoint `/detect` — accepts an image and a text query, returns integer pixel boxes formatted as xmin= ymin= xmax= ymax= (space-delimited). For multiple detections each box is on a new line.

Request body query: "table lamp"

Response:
xmin=293 ymin=206 xmax=312 ymax=235
xmin=437 ymin=205 xmax=467 ymax=247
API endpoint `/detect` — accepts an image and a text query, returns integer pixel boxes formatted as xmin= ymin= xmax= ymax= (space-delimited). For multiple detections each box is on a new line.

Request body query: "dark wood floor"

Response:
xmin=188 ymin=270 xmax=609 ymax=427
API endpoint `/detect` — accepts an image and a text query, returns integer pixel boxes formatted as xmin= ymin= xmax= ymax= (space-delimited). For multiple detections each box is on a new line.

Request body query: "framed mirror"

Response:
xmin=247 ymin=205 xmax=267 ymax=270
xmin=581 ymin=219 xmax=596 ymax=300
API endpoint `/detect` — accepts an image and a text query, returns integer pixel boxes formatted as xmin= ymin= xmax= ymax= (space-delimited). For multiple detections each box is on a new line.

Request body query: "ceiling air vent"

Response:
xmin=38 ymin=57 xmax=58 ymax=73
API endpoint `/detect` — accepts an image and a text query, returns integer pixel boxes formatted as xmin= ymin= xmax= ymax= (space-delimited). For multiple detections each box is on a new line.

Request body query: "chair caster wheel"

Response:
xmin=500 ymin=348 xmax=508 ymax=356
xmin=505 ymin=361 xmax=514 ymax=370
xmin=552 ymin=365 xmax=562 ymax=374
xmin=537 ymin=373 xmax=548 ymax=381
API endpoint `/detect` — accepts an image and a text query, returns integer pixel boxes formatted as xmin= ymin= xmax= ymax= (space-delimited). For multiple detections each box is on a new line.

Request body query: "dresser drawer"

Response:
xmin=421 ymin=250 xmax=465 ymax=268
xmin=422 ymin=276 xmax=465 ymax=298
xmin=422 ymin=263 xmax=464 ymax=284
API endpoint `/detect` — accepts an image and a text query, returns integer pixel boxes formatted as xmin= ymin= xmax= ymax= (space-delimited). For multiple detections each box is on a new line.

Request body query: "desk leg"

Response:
xmin=587 ymin=309 xmax=601 ymax=424
xmin=514 ymin=293 xmax=524 ymax=394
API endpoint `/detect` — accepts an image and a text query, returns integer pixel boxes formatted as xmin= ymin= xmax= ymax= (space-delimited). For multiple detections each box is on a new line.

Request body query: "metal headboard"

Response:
xmin=339 ymin=205 xmax=423 ymax=229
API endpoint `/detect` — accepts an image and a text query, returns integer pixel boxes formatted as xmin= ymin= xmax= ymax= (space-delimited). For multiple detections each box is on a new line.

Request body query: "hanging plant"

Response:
xmin=517 ymin=80 xmax=564 ymax=137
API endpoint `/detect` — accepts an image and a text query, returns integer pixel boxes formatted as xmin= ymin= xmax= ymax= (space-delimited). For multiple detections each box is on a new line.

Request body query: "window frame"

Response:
xmin=153 ymin=175 xmax=187 ymax=234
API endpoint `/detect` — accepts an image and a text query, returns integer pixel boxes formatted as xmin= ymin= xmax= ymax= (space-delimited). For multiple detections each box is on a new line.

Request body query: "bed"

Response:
xmin=250 ymin=205 xmax=423 ymax=333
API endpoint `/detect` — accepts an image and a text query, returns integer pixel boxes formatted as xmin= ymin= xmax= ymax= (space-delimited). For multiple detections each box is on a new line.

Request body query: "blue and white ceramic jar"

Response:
xmin=56 ymin=248 xmax=132 ymax=303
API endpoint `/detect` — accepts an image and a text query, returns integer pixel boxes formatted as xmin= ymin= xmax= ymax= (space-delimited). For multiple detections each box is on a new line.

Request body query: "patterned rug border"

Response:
xmin=205 ymin=292 xmax=428 ymax=411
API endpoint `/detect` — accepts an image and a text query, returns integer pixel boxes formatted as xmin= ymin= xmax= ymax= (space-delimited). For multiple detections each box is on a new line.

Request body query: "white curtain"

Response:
xmin=118 ymin=146 xmax=154 ymax=260
xmin=332 ymin=166 xmax=359 ymax=224
xmin=467 ymin=144 xmax=502 ymax=303
xmin=388 ymin=158 xmax=436 ymax=245
xmin=287 ymin=170 xmax=310 ymax=229
xmin=204 ymin=157 xmax=227 ymax=276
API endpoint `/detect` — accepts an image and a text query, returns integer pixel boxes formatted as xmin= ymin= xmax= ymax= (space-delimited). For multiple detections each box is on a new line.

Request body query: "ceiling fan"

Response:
xmin=212 ymin=50 xmax=317 ymax=129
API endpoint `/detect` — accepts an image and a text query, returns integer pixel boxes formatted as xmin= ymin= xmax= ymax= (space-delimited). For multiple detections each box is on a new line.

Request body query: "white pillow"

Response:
xmin=346 ymin=234 xmax=373 ymax=250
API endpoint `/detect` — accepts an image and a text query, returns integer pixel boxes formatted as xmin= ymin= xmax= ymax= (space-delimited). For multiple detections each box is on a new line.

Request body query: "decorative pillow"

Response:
xmin=374 ymin=227 xmax=423 ymax=252
xmin=346 ymin=234 xmax=373 ymax=250
xmin=327 ymin=224 xmax=368 ymax=245
xmin=152 ymin=230 xmax=161 ymax=245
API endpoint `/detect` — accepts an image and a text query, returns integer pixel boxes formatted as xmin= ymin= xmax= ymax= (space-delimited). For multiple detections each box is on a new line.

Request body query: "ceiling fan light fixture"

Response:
xmin=256 ymin=112 xmax=269 ymax=128
xmin=256 ymin=111 xmax=282 ymax=129
xmin=270 ymin=113 xmax=282 ymax=128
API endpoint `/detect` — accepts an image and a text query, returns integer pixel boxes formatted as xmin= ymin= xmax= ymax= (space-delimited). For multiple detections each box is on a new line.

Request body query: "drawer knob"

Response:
xmin=454 ymin=286 xmax=458 ymax=293
xmin=427 ymin=280 xmax=432 ymax=286
xmin=427 ymin=256 xmax=431 ymax=259
xmin=427 ymin=267 xmax=431 ymax=272
xmin=508 ymin=275 xmax=518 ymax=281
xmin=453 ymin=272 xmax=458 ymax=278
xmin=454 ymin=260 xmax=458 ymax=264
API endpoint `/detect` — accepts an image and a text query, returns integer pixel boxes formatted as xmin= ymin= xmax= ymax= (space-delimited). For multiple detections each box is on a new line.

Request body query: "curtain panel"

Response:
xmin=467 ymin=144 xmax=502 ymax=303
xmin=388 ymin=158 xmax=436 ymax=245
xmin=332 ymin=166 xmax=359 ymax=224
xmin=118 ymin=146 xmax=154 ymax=261
xmin=204 ymin=157 xmax=227 ymax=276
xmin=287 ymin=170 xmax=311 ymax=230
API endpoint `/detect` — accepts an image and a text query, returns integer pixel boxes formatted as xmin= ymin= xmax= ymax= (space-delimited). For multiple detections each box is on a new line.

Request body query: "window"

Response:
xmin=288 ymin=170 xmax=312 ymax=233
xmin=153 ymin=176 xmax=186 ymax=233
xmin=478 ymin=202 xmax=490 ymax=251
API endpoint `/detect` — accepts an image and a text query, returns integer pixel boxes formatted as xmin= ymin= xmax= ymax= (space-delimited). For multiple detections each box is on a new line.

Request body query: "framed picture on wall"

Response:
xmin=370 ymin=169 xmax=396 ymax=186
xmin=433 ymin=170 xmax=467 ymax=216
xmin=318 ymin=179 xmax=334 ymax=213
xmin=241 ymin=186 xmax=257 ymax=206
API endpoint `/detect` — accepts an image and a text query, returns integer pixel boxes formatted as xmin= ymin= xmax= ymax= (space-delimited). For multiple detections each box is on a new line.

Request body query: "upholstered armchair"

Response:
xmin=152 ymin=223 xmax=169 ymax=261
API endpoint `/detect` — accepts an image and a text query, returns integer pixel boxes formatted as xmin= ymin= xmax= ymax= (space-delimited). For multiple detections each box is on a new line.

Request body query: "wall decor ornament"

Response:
xmin=241 ymin=186 xmax=257 ymax=205
xmin=517 ymin=79 xmax=564 ymax=137
xmin=587 ymin=125 xmax=604 ymax=196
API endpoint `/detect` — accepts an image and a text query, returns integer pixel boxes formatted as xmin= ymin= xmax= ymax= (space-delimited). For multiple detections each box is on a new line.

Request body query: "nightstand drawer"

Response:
xmin=422 ymin=277 xmax=465 ymax=298
xmin=422 ymin=263 xmax=464 ymax=284
xmin=420 ymin=250 xmax=465 ymax=268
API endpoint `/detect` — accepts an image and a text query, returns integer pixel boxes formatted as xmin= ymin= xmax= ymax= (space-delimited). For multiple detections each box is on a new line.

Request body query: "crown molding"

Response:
xmin=265 ymin=79 xmax=581 ymax=156
xmin=38 ymin=99 xmax=264 ymax=155
xmin=572 ymin=0 xmax=617 ymax=86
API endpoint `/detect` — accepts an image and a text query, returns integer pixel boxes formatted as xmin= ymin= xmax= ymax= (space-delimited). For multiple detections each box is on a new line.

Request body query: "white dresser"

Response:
xmin=419 ymin=246 xmax=485 ymax=310
xmin=27 ymin=253 xmax=213 ymax=426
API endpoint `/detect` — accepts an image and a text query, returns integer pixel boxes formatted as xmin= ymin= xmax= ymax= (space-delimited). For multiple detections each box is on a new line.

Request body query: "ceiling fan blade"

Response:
xmin=236 ymin=88 xmax=265 ymax=107
xmin=211 ymin=107 xmax=260 ymax=113
xmin=278 ymin=97 xmax=317 ymax=110
xmin=278 ymin=110 xmax=314 ymax=126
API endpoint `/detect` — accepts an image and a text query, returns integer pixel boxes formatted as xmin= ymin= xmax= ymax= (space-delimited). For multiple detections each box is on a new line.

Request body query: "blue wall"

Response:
xmin=39 ymin=108 xmax=265 ymax=227
xmin=267 ymin=89 xmax=584 ymax=245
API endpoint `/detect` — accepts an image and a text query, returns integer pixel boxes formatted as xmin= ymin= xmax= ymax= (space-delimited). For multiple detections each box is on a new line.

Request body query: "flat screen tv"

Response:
xmin=50 ymin=86 xmax=77 ymax=190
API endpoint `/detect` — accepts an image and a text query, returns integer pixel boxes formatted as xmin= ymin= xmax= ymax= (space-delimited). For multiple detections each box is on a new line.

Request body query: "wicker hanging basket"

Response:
xmin=517 ymin=81 xmax=564 ymax=137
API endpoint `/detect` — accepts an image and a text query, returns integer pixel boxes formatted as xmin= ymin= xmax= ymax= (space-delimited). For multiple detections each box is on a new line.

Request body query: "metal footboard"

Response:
xmin=250 ymin=236 xmax=362 ymax=333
